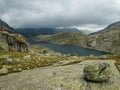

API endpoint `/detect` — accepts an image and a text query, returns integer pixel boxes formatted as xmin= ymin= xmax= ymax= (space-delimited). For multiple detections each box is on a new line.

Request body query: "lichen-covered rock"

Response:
xmin=84 ymin=63 xmax=110 ymax=82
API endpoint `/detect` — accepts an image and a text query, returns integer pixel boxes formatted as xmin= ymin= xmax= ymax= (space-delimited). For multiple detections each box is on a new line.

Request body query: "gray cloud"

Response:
xmin=0 ymin=0 xmax=120 ymax=29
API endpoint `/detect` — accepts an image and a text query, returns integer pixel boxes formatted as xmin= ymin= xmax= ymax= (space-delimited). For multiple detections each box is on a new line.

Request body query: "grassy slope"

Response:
xmin=0 ymin=45 xmax=120 ymax=75
xmin=36 ymin=32 xmax=87 ymax=46
xmin=0 ymin=45 xmax=69 ymax=74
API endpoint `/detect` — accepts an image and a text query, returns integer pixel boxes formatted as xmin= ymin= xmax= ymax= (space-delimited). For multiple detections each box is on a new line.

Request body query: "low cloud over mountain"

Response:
xmin=0 ymin=0 xmax=120 ymax=30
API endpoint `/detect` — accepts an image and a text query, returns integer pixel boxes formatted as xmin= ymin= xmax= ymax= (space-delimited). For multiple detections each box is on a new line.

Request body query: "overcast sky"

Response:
xmin=0 ymin=0 xmax=120 ymax=31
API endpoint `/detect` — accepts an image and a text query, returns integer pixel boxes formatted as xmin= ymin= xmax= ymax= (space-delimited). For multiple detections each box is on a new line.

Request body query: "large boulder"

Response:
xmin=84 ymin=63 xmax=110 ymax=82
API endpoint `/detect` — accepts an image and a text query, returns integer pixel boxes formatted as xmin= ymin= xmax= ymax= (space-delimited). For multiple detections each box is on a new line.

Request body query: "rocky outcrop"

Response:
xmin=0 ymin=23 xmax=28 ymax=52
xmin=0 ymin=60 xmax=119 ymax=90
xmin=87 ymin=30 xmax=120 ymax=54
xmin=87 ymin=21 xmax=120 ymax=54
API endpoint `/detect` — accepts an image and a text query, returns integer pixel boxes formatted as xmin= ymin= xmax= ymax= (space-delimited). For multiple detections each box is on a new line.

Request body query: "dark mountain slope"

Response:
xmin=16 ymin=27 xmax=80 ymax=43
xmin=0 ymin=19 xmax=15 ymax=31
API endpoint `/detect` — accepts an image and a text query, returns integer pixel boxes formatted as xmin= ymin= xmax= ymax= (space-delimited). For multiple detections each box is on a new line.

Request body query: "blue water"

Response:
xmin=38 ymin=42 xmax=110 ymax=56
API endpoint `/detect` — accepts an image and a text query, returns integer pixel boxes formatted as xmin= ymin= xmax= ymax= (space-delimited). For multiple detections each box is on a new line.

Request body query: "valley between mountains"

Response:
xmin=35 ymin=21 xmax=120 ymax=54
xmin=0 ymin=19 xmax=120 ymax=90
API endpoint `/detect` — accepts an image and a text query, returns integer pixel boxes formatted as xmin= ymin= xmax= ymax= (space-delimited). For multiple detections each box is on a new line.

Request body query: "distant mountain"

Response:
xmin=87 ymin=21 xmax=120 ymax=54
xmin=36 ymin=21 xmax=120 ymax=54
xmin=78 ymin=29 xmax=92 ymax=35
xmin=15 ymin=27 xmax=80 ymax=42
xmin=16 ymin=28 xmax=57 ymax=39
xmin=58 ymin=27 xmax=92 ymax=34
xmin=35 ymin=32 xmax=87 ymax=46
xmin=90 ymin=21 xmax=120 ymax=35
xmin=0 ymin=19 xmax=15 ymax=31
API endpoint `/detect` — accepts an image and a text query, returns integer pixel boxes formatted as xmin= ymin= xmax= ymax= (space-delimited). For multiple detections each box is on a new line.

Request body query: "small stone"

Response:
xmin=7 ymin=66 xmax=13 ymax=69
xmin=13 ymin=68 xmax=17 ymax=71
xmin=18 ymin=68 xmax=22 ymax=71
xmin=84 ymin=63 xmax=110 ymax=82
xmin=72 ymin=56 xmax=78 ymax=59
xmin=2 ymin=65 xmax=6 ymax=68
xmin=15 ymin=58 xmax=20 ymax=62
xmin=23 ymin=55 xmax=31 ymax=62
xmin=7 ymin=58 xmax=13 ymax=62
xmin=3 ymin=58 xmax=14 ymax=64
xmin=0 ymin=68 xmax=8 ymax=75
xmin=90 ymin=54 xmax=94 ymax=58
xmin=2 ymin=65 xmax=12 ymax=69
xmin=26 ymin=67 xmax=30 ymax=70
xmin=17 ymin=64 xmax=21 ymax=67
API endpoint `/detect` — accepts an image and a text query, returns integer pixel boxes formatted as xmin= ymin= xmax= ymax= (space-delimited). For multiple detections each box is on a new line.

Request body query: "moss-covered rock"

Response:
xmin=84 ymin=63 xmax=110 ymax=82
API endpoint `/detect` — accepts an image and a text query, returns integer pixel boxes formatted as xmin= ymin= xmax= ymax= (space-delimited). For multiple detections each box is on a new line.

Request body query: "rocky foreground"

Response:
xmin=0 ymin=60 xmax=119 ymax=90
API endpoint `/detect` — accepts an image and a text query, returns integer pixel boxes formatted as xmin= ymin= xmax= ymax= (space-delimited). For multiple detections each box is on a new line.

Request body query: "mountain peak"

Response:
xmin=0 ymin=19 xmax=15 ymax=31
xmin=90 ymin=21 xmax=120 ymax=35
xmin=106 ymin=21 xmax=120 ymax=29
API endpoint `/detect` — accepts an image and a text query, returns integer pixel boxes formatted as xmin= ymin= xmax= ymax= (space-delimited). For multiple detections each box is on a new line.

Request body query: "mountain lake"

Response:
xmin=36 ymin=42 xmax=110 ymax=56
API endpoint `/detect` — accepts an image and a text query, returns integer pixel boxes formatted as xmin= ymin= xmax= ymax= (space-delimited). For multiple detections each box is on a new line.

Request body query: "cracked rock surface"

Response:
xmin=0 ymin=60 xmax=120 ymax=90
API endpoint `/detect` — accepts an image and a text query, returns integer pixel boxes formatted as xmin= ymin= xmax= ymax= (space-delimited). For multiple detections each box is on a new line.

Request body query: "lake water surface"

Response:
xmin=38 ymin=42 xmax=109 ymax=56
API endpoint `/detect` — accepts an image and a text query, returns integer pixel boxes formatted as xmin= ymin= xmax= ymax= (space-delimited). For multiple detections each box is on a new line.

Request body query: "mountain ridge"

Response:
xmin=35 ymin=21 xmax=120 ymax=54
xmin=0 ymin=19 xmax=15 ymax=32
xmin=90 ymin=21 xmax=120 ymax=35
xmin=15 ymin=27 xmax=81 ymax=43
